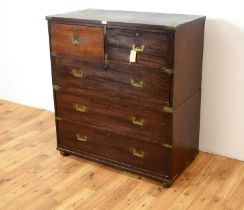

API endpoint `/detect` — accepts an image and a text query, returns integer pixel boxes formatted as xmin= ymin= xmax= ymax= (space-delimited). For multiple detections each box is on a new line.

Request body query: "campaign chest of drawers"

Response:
xmin=46 ymin=9 xmax=205 ymax=187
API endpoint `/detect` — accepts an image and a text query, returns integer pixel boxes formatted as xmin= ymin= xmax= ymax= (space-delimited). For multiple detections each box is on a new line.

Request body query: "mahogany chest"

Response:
xmin=46 ymin=9 xmax=205 ymax=187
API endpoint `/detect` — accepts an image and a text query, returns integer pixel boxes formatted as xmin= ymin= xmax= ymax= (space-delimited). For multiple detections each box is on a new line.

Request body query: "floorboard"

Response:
xmin=0 ymin=100 xmax=243 ymax=210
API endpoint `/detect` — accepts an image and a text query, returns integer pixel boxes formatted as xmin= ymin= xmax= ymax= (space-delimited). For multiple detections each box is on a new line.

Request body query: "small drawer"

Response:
xmin=55 ymin=92 xmax=172 ymax=144
xmin=50 ymin=23 xmax=104 ymax=61
xmin=57 ymin=119 xmax=171 ymax=174
xmin=107 ymin=28 xmax=172 ymax=69
xmin=52 ymin=57 xmax=171 ymax=106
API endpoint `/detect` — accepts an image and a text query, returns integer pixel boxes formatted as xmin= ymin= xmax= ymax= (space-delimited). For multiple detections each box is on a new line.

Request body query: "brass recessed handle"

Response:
xmin=74 ymin=104 xmax=86 ymax=112
xmin=130 ymin=79 xmax=144 ymax=88
xmin=72 ymin=69 xmax=85 ymax=78
xmin=71 ymin=36 xmax=81 ymax=45
xmin=132 ymin=148 xmax=144 ymax=158
xmin=131 ymin=117 xmax=144 ymax=126
xmin=132 ymin=44 xmax=144 ymax=52
xmin=76 ymin=134 xmax=87 ymax=142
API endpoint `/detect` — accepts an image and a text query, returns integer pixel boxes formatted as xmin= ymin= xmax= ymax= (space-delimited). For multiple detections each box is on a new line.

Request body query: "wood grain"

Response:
xmin=47 ymin=9 xmax=205 ymax=30
xmin=0 ymin=100 xmax=243 ymax=210
xmin=46 ymin=11 xmax=206 ymax=187
xmin=55 ymin=92 xmax=172 ymax=143
xmin=107 ymin=28 xmax=171 ymax=55
xmin=57 ymin=119 xmax=171 ymax=174
xmin=107 ymin=47 xmax=171 ymax=69
xmin=50 ymin=23 xmax=104 ymax=61
xmin=172 ymin=90 xmax=201 ymax=178
xmin=173 ymin=18 xmax=205 ymax=107
xmin=52 ymin=56 xmax=172 ymax=107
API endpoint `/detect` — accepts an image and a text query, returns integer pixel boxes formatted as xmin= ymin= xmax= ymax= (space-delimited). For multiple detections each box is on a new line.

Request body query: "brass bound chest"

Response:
xmin=46 ymin=9 xmax=205 ymax=187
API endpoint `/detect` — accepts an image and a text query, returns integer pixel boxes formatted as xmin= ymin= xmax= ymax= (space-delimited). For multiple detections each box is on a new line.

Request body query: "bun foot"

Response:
xmin=60 ymin=151 xmax=69 ymax=156
xmin=162 ymin=180 xmax=172 ymax=188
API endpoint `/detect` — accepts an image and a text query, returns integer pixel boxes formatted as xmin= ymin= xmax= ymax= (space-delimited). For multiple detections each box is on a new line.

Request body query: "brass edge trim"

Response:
xmin=162 ymin=143 xmax=173 ymax=149
xmin=55 ymin=117 xmax=62 ymax=121
xmin=163 ymin=106 xmax=173 ymax=114
xmin=104 ymin=53 xmax=108 ymax=63
xmin=104 ymin=25 xmax=107 ymax=35
xmin=45 ymin=16 xmax=52 ymax=20
xmin=165 ymin=25 xmax=177 ymax=29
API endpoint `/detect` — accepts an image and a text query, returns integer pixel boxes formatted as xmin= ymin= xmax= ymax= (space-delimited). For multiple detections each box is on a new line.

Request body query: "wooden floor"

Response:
xmin=0 ymin=100 xmax=243 ymax=210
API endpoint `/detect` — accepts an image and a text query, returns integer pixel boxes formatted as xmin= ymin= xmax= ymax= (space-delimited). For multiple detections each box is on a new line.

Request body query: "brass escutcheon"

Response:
xmin=71 ymin=36 xmax=81 ymax=45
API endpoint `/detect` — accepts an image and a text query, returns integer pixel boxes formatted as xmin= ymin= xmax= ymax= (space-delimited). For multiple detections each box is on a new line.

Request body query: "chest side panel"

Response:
xmin=173 ymin=19 xmax=205 ymax=107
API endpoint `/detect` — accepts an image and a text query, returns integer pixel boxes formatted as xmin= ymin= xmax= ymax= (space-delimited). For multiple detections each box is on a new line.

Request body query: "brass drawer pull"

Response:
xmin=72 ymin=69 xmax=84 ymax=78
xmin=130 ymin=79 xmax=144 ymax=88
xmin=132 ymin=44 xmax=144 ymax=52
xmin=76 ymin=134 xmax=87 ymax=142
xmin=132 ymin=148 xmax=144 ymax=158
xmin=131 ymin=117 xmax=144 ymax=126
xmin=71 ymin=36 xmax=81 ymax=45
xmin=74 ymin=104 xmax=86 ymax=112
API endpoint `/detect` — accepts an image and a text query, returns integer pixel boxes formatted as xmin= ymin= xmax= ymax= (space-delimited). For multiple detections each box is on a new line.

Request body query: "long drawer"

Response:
xmin=52 ymin=56 xmax=171 ymax=106
xmin=55 ymin=92 xmax=172 ymax=144
xmin=57 ymin=119 xmax=170 ymax=174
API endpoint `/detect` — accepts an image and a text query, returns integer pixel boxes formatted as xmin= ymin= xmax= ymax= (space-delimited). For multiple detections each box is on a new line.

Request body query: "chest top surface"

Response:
xmin=47 ymin=9 xmax=205 ymax=28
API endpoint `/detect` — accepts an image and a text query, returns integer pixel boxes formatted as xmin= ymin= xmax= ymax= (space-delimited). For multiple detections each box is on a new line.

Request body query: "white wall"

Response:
xmin=0 ymin=0 xmax=243 ymax=161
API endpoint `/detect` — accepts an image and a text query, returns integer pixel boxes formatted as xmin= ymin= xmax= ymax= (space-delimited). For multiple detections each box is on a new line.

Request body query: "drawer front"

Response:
xmin=52 ymin=57 xmax=171 ymax=105
xmin=57 ymin=119 xmax=170 ymax=174
xmin=107 ymin=28 xmax=172 ymax=69
xmin=55 ymin=92 xmax=172 ymax=144
xmin=50 ymin=23 xmax=104 ymax=61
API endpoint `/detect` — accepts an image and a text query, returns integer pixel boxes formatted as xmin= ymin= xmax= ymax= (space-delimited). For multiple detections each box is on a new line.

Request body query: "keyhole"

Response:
xmin=73 ymin=26 xmax=78 ymax=32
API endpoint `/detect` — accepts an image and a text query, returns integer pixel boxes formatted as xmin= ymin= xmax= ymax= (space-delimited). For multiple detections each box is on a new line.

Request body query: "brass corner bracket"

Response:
xmin=55 ymin=116 xmax=62 ymax=121
xmin=163 ymin=68 xmax=174 ymax=76
xmin=45 ymin=16 xmax=52 ymax=20
xmin=53 ymin=85 xmax=60 ymax=91
xmin=162 ymin=143 xmax=173 ymax=149
xmin=163 ymin=106 xmax=173 ymax=114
